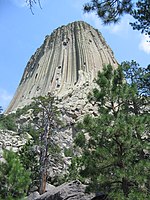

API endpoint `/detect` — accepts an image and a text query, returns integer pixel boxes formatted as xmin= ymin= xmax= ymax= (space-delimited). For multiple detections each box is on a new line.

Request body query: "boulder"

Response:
xmin=27 ymin=191 xmax=40 ymax=200
xmin=29 ymin=180 xmax=94 ymax=200
xmin=45 ymin=183 xmax=56 ymax=192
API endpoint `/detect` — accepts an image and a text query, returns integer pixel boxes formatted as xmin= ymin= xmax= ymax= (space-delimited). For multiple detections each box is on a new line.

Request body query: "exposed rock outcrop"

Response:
xmin=6 ymin=21 xmax=118 ymax=114
xmin=27 ymin=180 xmax=94 ymax=200
xmin=0 ymin=129 xmax=30 ymax=161
xmin=4 ymin=21 xmax=118 ymax=176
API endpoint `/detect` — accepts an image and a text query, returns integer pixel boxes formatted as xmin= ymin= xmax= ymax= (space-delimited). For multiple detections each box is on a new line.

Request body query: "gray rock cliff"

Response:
xmin=4 ymin=22 xmax=118 ymax=175
xmin=6 ymin=21 xmax=118 ymax=114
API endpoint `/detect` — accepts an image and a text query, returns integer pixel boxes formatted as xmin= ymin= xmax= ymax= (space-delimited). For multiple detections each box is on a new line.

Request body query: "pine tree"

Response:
xmin=122 ymin=60 xmax=150 ymax=96
xmin=30 ymin=93 xmax=62 ymax=194
xmin=0 ymin=150 xmax=31 ymax=200
xmin=72 ymin=64 xmax=150 ymax=199
xmin=19 ymin=140 xmax=39 ymax=193
xmin=84 ymin=0 xmax=150 ymax=37
xmin=130 ymin=0 xmax=150 ymax=36
xmin=15 ymin=93 xmax=63 ymax=195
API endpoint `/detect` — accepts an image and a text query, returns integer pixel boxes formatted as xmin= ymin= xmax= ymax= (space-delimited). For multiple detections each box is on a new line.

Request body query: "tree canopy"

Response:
xmin=84 ymin=0 xmax=150 ymax=37
xmin=130 ymin=0 xmax=150 ymax=36
xmin=18 ymin=94 xmax=63 ymax=195
xmin=0 ymin=150 xmax=31 ymax=200
xmin=70 ymin=63 xmax=150 ymax=199
xmin=31 ymin=94 xmax=62 ymax=194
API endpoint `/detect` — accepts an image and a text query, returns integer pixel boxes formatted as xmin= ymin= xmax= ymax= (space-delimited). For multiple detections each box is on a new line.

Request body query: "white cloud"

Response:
xmin=0 ymin=89 xmax=13 ymax=111
xmin=83 ymin=13 xmax=103 ymax=30
xmin=83 ymin=13 xmax=132 ymax=36
xmin=139 ymin=34 xmax=150 ymax=54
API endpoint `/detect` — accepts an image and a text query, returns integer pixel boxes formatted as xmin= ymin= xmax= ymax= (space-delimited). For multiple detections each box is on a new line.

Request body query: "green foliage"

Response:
xmin=84 ymin=0 xmax=150 ymax=37
xmin=19 ymin=141 xmax=39 ymax=190
xmin=130 ymin=0 xmax=150 ymax=36
xmin=68 ymin=156 xmax=85 ymax=182
xmin=20 ymin=123 xmax=39 ymax=143
xmin=30 ymin=94 xmax=62 ymax=151
xmin=122 ymin=60 xmax=150 ymax=96
xmin=71 ymin=64 xmax=150 ymax=199
xmin=30 ymin=94 xmax=63 ymax=194
xmin=5 ymin=94 xmax=64 ymax=194
xmin=0 ymin=106 xmax=2 ymax=114
xmin=17 ymin=94 xmax=63 ymax=194
xmin=84 ymin=0 xmax=133 ymax=24
xmin=15 ymin=104 xmax=32 ymax=118
xmin=64 ymin=147 xmax=74 ymax=157
xmin=0 ymin=113 xmax=17 ymax=131
xmin=0 ymin=104 xmax=33 ymax=131
xmin=0 ymin=150 xmax=31 ymax=199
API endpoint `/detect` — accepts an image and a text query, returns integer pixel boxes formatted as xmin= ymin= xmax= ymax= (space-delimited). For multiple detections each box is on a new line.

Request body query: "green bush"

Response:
xmin=19 ymin=141 xmax=39 ymax=190
xmin=0 ymin=114 xmax=17 ymax=131
xmin=0 ymin=150 xmax=31 ymax=199
xmin=64 ymin=147 xmax=73 ymax=157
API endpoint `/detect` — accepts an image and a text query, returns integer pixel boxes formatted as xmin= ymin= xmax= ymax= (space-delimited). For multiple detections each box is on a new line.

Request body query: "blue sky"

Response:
xmin=0 ymin=0 xmax=150 ymax=110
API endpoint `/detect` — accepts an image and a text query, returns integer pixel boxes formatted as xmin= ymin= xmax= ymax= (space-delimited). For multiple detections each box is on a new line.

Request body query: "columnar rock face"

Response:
xmin=6 ymin=21 xmax=118 ymax=113
xmin=4 ymin=21 xmax=118 ymax=179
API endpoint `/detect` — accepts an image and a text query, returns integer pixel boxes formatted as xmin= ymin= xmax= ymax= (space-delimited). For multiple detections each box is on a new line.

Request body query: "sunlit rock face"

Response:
xmin=5 ymin=21 xmax=118 ymax=172
xmin=6 ymin=21 xmax=118 ymax=113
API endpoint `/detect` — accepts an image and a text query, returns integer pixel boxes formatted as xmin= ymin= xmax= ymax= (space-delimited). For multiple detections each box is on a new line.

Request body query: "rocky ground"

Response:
xmin=0 ymin=129 xmax=31 ymax=161
xmin=27 ymin=180 xmax=95 ymax=200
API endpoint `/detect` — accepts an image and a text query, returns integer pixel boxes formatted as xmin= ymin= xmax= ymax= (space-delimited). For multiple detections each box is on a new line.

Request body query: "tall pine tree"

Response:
xmin=30 ymin=93 xmax=62 ymax=194
xmin=71 ymin=64 xmax=150 ymax=199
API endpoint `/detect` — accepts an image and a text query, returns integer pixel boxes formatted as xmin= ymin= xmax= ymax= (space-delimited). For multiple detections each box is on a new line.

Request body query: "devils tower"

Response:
xmin=6 ymin=21 xmax=118 ymax=114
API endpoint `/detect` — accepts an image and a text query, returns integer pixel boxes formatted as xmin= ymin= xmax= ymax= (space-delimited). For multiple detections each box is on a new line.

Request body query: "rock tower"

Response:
xmin=3 ymin=21 xmax=119 ymax=168
xmin=6 ymin=21 xmax=118 ymax=114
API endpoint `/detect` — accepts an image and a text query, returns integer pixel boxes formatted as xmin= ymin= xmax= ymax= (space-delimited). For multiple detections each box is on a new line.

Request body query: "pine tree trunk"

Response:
xmin=39 ymin=146 xmax=47 ymax=195
xmin=122 ymin=177 xmax=129 ymax=197
xmin=39 ymin=167 xmax=47 ymax=195
xmin=39 ymin=123 xmax=49 ymax=195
